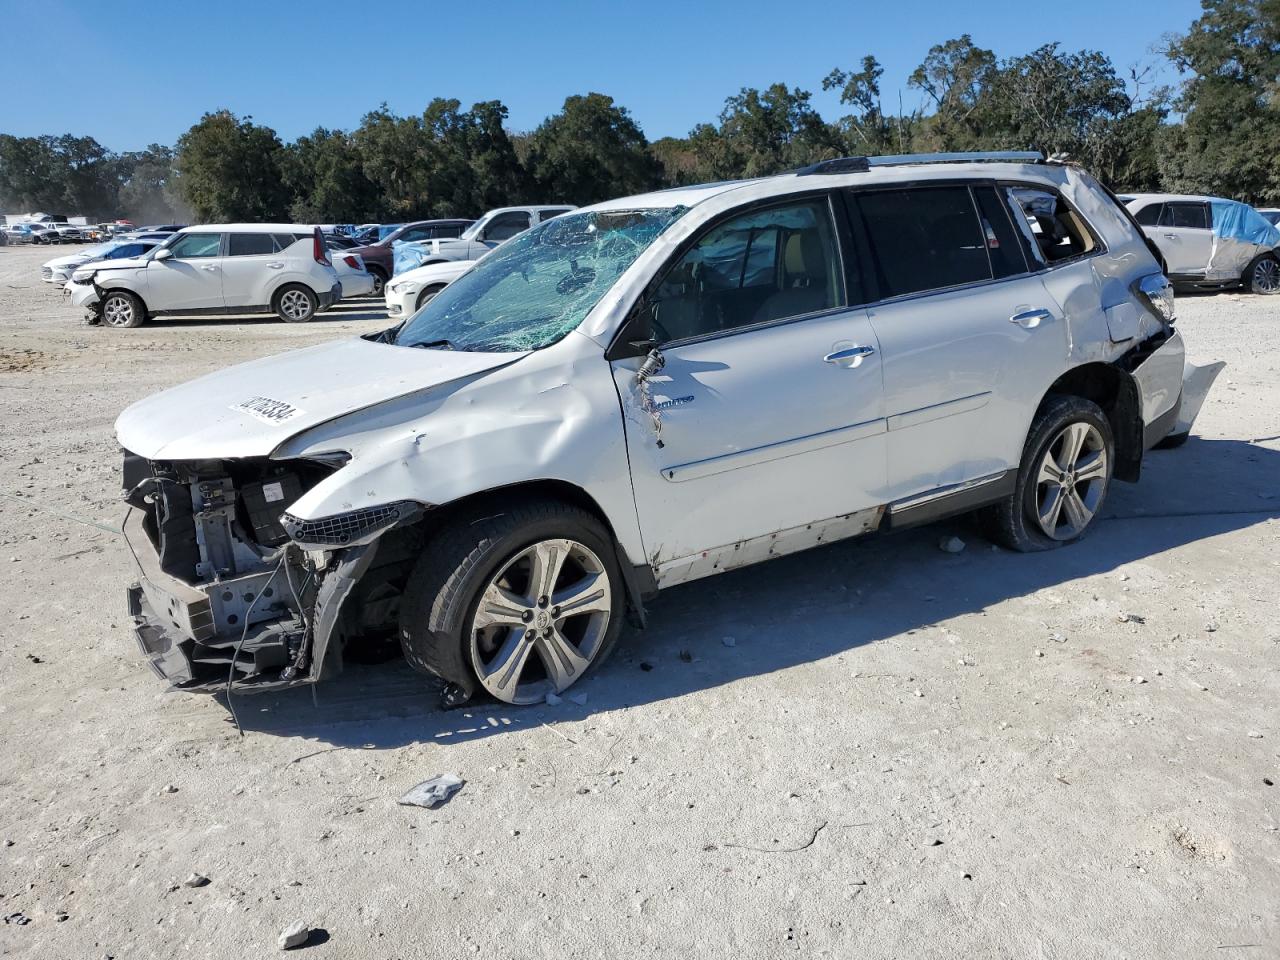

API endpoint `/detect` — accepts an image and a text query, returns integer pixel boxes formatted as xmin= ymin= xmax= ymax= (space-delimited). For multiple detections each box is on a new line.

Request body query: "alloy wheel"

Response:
xmin=279 ymin=289 xmax=312 ymax=320
xmin=469 ymin=538 xmax=612 ymax=704
xmin=1252 ymin=258 xmax=1279 ymax=294
xmin=1033 ymin=422 xmax=1108 ymax=540
xmin=102 ymin=295 xmax=134 ymax=327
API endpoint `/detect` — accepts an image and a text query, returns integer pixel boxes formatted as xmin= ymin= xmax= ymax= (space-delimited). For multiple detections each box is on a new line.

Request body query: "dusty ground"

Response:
xmin=0 ymin=242 xmax=1276 ymax=959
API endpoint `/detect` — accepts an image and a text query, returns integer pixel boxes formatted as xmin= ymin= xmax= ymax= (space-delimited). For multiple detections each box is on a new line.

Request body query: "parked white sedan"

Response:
xmin=43 ymin=239 xmax=161 ymax=285
xmin=384 ymin=259 xmax=473 ymax=318
xmin=330 ymin=250 xmax=376 ymax=299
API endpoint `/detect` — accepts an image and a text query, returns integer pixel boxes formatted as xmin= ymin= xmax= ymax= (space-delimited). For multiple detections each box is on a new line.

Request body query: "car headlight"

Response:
xmin=388 ymin=281 xmax=419 ymax=295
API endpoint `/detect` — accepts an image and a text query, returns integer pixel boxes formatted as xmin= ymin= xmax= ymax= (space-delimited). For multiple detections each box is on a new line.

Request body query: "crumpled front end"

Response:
xmin=121 ymin=451 xmax=414 ymax=693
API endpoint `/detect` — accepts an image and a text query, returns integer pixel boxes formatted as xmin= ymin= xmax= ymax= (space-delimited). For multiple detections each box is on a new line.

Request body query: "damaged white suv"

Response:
xmin=118 ymin=152 xmax=1220 ymax=707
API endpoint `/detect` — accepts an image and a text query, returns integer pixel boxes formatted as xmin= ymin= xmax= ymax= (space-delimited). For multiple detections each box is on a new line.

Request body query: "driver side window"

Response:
xmin=642 ymin=198 xmax=844 ymax=343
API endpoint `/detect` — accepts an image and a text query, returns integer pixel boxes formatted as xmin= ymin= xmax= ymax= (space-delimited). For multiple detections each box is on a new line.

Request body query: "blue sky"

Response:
xmin=1 ymin=0 xmax=1203 ymax=151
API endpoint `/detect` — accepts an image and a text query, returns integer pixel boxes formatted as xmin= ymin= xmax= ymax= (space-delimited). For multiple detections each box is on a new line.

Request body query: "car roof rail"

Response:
xmin=796 ymin=150 xmax=1045 ymax=176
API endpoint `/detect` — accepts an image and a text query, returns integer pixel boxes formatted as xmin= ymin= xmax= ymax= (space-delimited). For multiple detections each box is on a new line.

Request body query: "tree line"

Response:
xmin=1 ymin=0 xmax=1276 ymax=224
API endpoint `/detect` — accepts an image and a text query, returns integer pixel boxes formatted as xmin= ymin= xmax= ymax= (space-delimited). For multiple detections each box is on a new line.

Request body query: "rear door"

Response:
xmin=1156 ymin=201 xmax=1212 ymax=275
xmin=850 ymin=183 xmax=1069 ymax=501
xmin=144 ymin=232 xmax=225 ymax=310
xmin=612 ymin=194 xmax=887 ymax=581
xmin=220 ymin=232 xmax=284 ymax=308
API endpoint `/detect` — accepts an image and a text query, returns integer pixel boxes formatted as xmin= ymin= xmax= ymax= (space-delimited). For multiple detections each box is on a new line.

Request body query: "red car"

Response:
xmin=348 ymin=219 xmax=473 ymax=294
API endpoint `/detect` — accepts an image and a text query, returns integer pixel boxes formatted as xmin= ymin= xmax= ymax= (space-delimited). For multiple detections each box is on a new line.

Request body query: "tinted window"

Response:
xmin=1159 ymin=202 xmax=1209 ymax=230
xmin=644 ymin=199 xmax=843 ymax=343
xmin=167 ymin=233 xmax=221 ymax=258
xmin=273 ymin=234 xmax=302 ymax=252
xmin=1133 ymin=203 xmax=1163 ymax=226
xmin=399 ymin=226 xmax=433 ymax=244
xmin=1005 ymin=187 xmax=1097 ymax=265
xmin=435 ymin=223 xmax=466 ymax=238
xmin=483 ymin=212 xmax=532 ymax=242
xmin=972 ymin=186 xmax=1028 ymax=279
xmin=856 ymin=187 xmax=990 ymax=298
xmin=538 ymin=208 xmax=573 ymax=222
xmin=107 ymin=243 xmax=145 ymax=259
xmin=227 ymin=233 xmax=276 ymax=256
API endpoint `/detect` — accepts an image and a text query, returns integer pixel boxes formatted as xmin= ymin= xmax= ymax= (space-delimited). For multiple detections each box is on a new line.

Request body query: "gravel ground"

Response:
xmin=0 ymin=242 xmax=1277 ymax=958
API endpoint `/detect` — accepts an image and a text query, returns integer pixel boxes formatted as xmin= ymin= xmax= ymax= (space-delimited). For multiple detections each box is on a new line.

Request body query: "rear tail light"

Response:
xmin=343 ymin=255 xmax=359 ymax=269
xmin=1136 ymin=273 xmax=1176 ymax=324
xmin=313 ymin=229 xmax=330 ymax=266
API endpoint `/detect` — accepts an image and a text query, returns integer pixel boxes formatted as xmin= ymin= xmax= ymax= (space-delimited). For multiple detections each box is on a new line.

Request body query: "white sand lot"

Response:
xmin=1 ymin=242 xmax=1277 ymax=957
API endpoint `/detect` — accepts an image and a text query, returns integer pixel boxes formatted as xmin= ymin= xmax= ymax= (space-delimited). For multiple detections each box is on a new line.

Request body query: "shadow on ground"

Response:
xmin=221 ymin=436 xmax=1279 ymax=748
xmin=138 ymin=298 xmax=390 ymax=327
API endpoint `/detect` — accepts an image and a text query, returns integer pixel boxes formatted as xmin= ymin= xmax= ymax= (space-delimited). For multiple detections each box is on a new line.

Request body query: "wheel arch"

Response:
xmin=97 ymin=285 xmax=149 ymax=318
xmin=1036 ymin=361 xmax=1143 ymax=482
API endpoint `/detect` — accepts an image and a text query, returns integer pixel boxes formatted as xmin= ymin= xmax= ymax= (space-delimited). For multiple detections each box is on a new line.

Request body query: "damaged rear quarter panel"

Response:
xmin=272 ymin=330 xmax=647 ymax=566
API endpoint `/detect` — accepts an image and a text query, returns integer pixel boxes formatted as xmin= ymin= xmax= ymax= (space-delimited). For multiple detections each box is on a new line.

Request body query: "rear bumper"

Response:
xmin=339 ymin=273 xmax=376 ymax=298
xmin=1131 ymin=329 xmax=1223 ymax=445
xmin=319 ymin=283 xmax=341 ymax=309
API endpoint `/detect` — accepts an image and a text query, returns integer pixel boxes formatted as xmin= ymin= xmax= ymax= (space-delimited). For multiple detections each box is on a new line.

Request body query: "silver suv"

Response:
xmin=116 ymin=152 xmax=1218 ymax=707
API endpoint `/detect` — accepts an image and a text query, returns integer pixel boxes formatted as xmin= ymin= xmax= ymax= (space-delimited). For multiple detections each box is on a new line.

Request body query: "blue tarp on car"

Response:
xmin=392 ymin=240 xmax=432 ymax=276
xmin=1210 ymin=200 xmax=1280 ymax=248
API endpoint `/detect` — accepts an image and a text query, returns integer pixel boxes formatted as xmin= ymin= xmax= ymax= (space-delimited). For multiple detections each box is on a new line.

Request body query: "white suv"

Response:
xmin=70 ymin=224 xmax=342 ymax=328
xmin=116 ymin=152 xmax=1218 ymax=707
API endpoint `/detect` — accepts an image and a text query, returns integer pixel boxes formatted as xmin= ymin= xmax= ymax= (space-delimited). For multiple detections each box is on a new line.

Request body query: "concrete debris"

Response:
xmin=398 ymin=774 xmax=465 ymax=809
xmin=938 ymin=536 xmax=966 ymax=554
xmin=183 ymin=873 xmax=210 ymax=888
xmin=160 ymin=784 xmax=178 ymax=794
xmin=278 ymin=921 xmax=310 ymax=950
xmin=1116 ymin=613 xmax=1146 ymax=624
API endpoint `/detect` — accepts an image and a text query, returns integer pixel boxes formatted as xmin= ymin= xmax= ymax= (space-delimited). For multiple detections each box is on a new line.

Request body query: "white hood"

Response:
xmin=44 ymin=251 xmax=93 ymax=270
xmin=116 ymin=336 xmax=526 ymax=460
xmin=396 ymin=259 xmax=473 ymax=286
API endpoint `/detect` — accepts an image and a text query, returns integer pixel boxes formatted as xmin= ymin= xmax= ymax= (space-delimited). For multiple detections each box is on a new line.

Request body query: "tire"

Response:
xmin=415 ymin=284 xmax=446 ymax=311
xmin=1244 ymin=254 xmax=1279 ymax=295
xmin=274 ymin=284 xmax=318 ymax=323
xmin=368 ymin=270 xmax=386 ymax=297
xmin=399 ymin=499 xmax=625 ymax=705
xmin=983 ymin=395 xmax=1114 ymax=552
xmin=100 ymin=290 xmax=146 ymax=329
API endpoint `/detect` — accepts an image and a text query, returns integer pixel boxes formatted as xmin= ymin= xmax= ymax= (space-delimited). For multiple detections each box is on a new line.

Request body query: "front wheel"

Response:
xmin=274 ymin=284 xmax=318 ymax=323
xmin=415 ymin=284 xmax=445 ymax=311
xmin=1245 ymin=254 xmax=1279 ymax=295
xmin=399 ymin=501 xmax=624 ymax=705
xmin=100 ymin=290 xmax=145 ymax=329
xmin=983 ymin=395 xmax=1113 ymax=552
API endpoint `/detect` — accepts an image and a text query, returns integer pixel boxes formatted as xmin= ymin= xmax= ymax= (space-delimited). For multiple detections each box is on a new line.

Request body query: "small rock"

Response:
xmin=1204 ymin=621 xmax=1218 ymax=633
xmin=544 ymin=692 xmax=562 ymax=706
xmin=4 ymin=912 xmax=31 ymax=926
xmin=1132 ymin=676 xmax=1147 ymax=684
xmin=913 ymin=689 xmax=924 ymax=698
xmin=1116 ymin=613 xmax=1146 ymax=624
xmin=183 ymin=873 xmax=210 ymax=888
xmin=938 ymin=535 xmax=966 ymax=554
xmin=25 ymin=654 xmax=43 ymax=664
xmin=639 ymin=661 xmax=654 ymax=672
xmin=568 ymin=692 xmax=588 ymax=706
xmin=160 ymin=784 xmax=178 ymax=795
xmin=278 ymin=921 xmax=310 ymax=950
xmin=721 ymin=636 xmax=737 ymax=647
xmin=1048 ymin=632 xmax=1067 ymax=643
xmin=55 ymin=910 xmax=68 ymax=922
xmin=1247 ymin=731 xmax=1263 ymax=739
xmin=1034 ymin=649 xmax=1044 ymax=658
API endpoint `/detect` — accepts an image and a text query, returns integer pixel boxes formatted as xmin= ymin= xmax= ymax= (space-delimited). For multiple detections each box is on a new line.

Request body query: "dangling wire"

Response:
xmin=225 ymin=553 xmax=287 ymax=737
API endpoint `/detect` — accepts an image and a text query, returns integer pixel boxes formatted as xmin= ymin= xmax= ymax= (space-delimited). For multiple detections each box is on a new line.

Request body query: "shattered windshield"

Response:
xmin=394 ymin=207 xmax=686 ymax=353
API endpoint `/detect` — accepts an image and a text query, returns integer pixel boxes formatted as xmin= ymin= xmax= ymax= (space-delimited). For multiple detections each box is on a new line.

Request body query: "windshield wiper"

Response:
xmin=407 ymin=339 xmax=456 ymax=351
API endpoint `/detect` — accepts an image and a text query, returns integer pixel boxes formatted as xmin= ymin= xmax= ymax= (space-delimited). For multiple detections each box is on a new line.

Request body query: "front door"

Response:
xmin=611 ymin=196 xmax=887 ymax=586
xmin=145 ymin=232 xmax=224 ymax=311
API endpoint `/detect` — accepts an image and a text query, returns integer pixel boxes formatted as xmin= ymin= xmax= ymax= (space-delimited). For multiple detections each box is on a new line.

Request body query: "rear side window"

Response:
xmin=972 ymin=186 xmax=1028 ymax=279
xmin=167 ymin=233 xmax=221 ymax=258
xmin=399 ymin=226 xmax=433 ymax=243
xmin=855 ymin=186 xmax=991 ymax=298
xmin=1133 ymin=203 xmax=1163 ymax=226
xmin=1005 ymin=187 xmax=1097 ymax=266
xmin=227 ymin=233 xmax=276 ymax=256
xmin=484 ymin=212 xmax=532 ymax=242
xmin=1159 ymin=202 xmax=1209 ymax=230
xmin=273 ymin=234 xmax=303 ymax=252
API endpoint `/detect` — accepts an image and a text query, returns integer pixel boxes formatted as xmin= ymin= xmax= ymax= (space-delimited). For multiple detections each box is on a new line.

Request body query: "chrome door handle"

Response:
xmin=1010 ymin=308 xmax=1053 ymax=329
xmin=824 ymin=345 xmax=876 ymax=364
xmin=1163 ymin=233 xmax=1178 ymax=240
xmin=266 ymin=261 xmax=284 ymax=269
xmin=200 ymin=265 xmax=219 ymax=272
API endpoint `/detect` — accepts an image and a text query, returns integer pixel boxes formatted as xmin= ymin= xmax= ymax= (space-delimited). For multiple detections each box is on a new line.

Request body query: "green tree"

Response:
xmin=824 ymin=56 xmax=913 ymax=154
xmin=908 ymin=36 xmax=998 ymax=150
xmin=173 ymin=110 xmax=290 ymax=221
xmin=1161 ymin=0 xmax=1280 ymax=203
xmin=283 ymin=128 xmax=381 ymax=223
xmin=525 ymin=93 xmax=662 ymax=205
xmin=117 ymin=144 xmax=186 ymax=223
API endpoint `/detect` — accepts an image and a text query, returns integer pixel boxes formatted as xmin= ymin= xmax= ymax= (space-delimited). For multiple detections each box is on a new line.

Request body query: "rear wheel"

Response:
xmin=100 ymin=290 xmax=145 ymax=329
xmin=368 ymin=270 xmax=386 ymax=297
xmin=399 ymin=500 xmax=624 ymax=705
xmin=983 ymin=395 xmax=1113 ymax=552
xmin=1245 ymin=254 xmax=1279 ymax=294
xmin=274 ymin=284 xmax=317 ymax=323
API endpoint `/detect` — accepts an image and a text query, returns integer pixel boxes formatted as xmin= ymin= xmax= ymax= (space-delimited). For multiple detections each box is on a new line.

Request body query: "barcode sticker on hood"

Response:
xmin=232 ymin=396 xmax=303 ymax=424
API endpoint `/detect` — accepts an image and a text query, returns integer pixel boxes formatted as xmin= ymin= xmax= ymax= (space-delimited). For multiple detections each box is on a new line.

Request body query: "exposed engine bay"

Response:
xmin=122 ymin=451 xmax=420 ymax=693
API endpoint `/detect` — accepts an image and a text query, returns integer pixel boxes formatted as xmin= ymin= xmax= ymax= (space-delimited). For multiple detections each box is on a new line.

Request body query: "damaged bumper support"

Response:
xmin=1130 ymin=328 xmax=1224 ymax=447
xmin=123 ymin=475 xmax=421 ymax=693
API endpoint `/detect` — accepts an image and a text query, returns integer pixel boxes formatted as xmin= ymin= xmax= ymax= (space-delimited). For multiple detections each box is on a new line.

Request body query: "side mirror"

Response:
xmin=152 ymin=248 xmax=173 ymax=261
